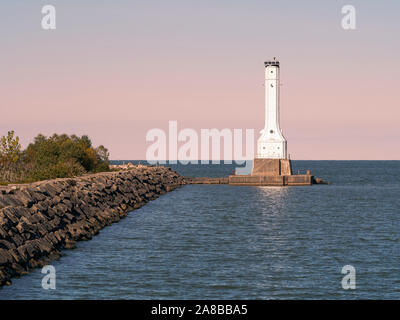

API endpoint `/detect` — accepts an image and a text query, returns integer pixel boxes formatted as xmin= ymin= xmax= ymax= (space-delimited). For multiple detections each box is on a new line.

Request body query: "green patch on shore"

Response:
xmin=0 ymin=131 xmax=110 ymax=185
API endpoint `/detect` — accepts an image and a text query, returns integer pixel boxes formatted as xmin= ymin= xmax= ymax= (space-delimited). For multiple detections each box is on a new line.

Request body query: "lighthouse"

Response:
xmin=257 ymin=60 xmax=287 ymax=159
xmin=227 ymin=59 xmax=319 ymax=185
xmin=251 ymin=59 xmax=292 ymax=176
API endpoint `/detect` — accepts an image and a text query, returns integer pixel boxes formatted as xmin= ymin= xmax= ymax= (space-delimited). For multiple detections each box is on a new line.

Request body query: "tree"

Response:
xmin=96 ymin=145 xmax=109 ymax=163
xmin=25 ymin=133 xmax=110 ymax=180
xmin=0 ymin=130 xmax=21 ymax=163
xmin=1 ymin=132 xmax=110 ymax=184
xmin=0 ymin=131 xmax=22 ymax=183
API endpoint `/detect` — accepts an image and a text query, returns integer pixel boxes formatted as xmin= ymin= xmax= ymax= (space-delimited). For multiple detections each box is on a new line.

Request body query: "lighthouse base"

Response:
xmin=251 ymin=158 xmax=292 ymax=176
xmin=228 ymin=158 xmax=313 ymax=186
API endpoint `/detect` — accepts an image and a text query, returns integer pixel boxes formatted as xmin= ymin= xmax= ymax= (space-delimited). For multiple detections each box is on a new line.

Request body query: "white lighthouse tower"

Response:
xmin=228 ymin=59 xmax=318 ymax=184
xmin=256 ymin=60 xmax=287 ymax=159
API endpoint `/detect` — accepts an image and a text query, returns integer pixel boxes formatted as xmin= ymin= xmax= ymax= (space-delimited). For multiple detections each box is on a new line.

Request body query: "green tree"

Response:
xmin=0 ymin=130 xmax=21 ymax=163
xmin=0 ymin=131 xmax=22 ymax=183
xmin=96 ymin=145 xmax=109 ymax=163
xmin=94 ymin=145 xmax=110 ymax=172
xmin=1 ymin=131 xmax=110 ymax=184
xmin=25 ymin=133 xmax=109 ymax=180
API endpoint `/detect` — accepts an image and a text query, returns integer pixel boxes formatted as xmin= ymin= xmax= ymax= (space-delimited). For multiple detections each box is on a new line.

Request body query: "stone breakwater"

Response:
xmin=0 ymin=167 xmax=185 ymax=286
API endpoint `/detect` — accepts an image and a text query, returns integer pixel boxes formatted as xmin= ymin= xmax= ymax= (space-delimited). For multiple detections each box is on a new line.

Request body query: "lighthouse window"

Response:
xmin=270 ymin=130 xmax=274 ymax=134
xmin=270 ymin=84 xmax=273 ymax=87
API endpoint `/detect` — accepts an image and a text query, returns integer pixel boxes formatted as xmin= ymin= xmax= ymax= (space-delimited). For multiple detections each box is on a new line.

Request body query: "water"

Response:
xmin=1 ymin=161 xmax=399 ymax=299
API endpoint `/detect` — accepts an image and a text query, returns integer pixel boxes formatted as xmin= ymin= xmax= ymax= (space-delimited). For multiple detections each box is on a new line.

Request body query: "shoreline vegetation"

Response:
xmin=0 ymin=131 xmax=110 ymax=186
xmin=0 ymin=131 xmax=187 ymax=287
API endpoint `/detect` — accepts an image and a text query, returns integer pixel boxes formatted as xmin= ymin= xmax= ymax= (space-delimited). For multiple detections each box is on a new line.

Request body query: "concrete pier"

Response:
xmin=185 ymin=159 xmax=327 ymax=186
xmin=186 ymin=175 xmax=317 ymax=186
xmin=186 ymin=172 xmax=324 ymax=187
xmin=228 ymin=173 xmax=313 ymax=186
xmin=186 ymin=177 xmax=228 ymax=184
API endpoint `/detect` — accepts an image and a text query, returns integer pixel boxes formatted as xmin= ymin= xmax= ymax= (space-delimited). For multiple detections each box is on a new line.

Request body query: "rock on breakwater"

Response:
xmin=0 ymin=166 xmax=185 ymax=286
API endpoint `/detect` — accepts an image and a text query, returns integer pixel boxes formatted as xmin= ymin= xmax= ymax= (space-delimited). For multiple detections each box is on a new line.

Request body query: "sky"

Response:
xmin=1 ymin=0 xmax=399 ymax=160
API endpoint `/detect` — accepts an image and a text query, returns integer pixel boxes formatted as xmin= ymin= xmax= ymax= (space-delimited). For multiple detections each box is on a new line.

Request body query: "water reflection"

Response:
xmin=255 ymin=186 xmax=290 ymax=215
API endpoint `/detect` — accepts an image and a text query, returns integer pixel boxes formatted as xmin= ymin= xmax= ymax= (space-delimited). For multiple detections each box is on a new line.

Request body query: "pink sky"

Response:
xmin=1 ymin=1 xmax=399 ymax=160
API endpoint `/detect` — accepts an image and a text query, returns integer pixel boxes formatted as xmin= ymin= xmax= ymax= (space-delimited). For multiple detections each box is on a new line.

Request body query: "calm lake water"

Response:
xmin=1 ymin=161 xmax=399 ymax=299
